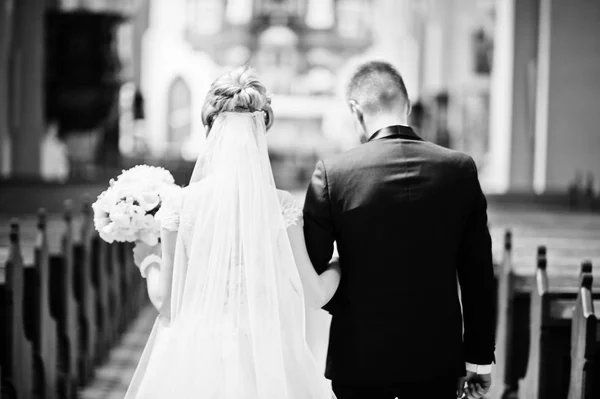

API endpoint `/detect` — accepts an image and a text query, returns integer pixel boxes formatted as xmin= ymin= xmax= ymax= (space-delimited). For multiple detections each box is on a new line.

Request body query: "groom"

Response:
xmin=303 ymin=61 xmax=495 ymax=399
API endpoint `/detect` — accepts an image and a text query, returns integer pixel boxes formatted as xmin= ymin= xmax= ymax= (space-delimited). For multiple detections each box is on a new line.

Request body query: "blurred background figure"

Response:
xmin=432 ymin=91 xmax=452 ymax=149
xmin=40 ymin=120 xmax=69 ymax=182
xmin=408 ymin=100 xmax=425 ymax=135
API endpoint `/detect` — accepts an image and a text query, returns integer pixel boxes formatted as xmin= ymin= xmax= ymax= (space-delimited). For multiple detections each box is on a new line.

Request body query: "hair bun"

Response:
xmin=202 ymin=66 xmax=274 ymax=131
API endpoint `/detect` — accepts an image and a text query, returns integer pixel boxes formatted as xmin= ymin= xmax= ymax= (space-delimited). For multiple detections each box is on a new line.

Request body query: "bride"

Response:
xmin=124 ymin=66 xmax=341 ymax=398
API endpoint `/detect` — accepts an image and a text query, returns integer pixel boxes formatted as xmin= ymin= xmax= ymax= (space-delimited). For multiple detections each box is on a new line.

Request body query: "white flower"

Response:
xmin=94 ymin=215 xmax=110 ymax=231
xmin=92 ymin=164 xmax=180 ymax=245
xmin=139 ymin=191 xmax=161 ymax=212
xmin=93 ymin=187 xmax=117 ymax=212
xmin=100 ymin=223 xmax=116 ymax=243
xmin=116 ymin=165 xmax=175 ymax=186
xmin=93 ymin=188 xmax=117 ymax=230
xmin=109 ymin=203 xmax=131 ymax=229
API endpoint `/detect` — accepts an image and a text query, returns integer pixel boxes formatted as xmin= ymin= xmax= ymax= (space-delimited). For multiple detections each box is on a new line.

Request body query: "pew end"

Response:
xmin=522 ymin=257 xmax=600 ymax=399
xmin=568 ymin=268 xmax=599 ymax=399
xmin=491 ymin=229 xmax=531 ymax=399
xmin=0 ymin=220 xmax=34 ymax=399
xmin=1 ymin=195 xmax=151 ymax=398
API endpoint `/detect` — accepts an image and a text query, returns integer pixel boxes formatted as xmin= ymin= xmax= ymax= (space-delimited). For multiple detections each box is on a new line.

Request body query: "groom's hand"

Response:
xmin=457 ymin=371 xmax=491 ymax=399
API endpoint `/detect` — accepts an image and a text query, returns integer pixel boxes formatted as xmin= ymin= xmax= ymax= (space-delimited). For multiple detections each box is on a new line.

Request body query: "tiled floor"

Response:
xmin=78 ymin=306 xmax=156 ymax=399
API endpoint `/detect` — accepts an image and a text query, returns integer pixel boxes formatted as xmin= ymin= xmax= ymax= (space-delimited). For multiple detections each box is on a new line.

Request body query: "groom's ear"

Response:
xmin=349 ymin=100 xmax=363 ymax=121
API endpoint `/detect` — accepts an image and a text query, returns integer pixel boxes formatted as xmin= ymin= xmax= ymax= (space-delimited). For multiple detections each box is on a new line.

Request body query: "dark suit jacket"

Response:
xmin=303 ymin=125 xmax=496 ymax=384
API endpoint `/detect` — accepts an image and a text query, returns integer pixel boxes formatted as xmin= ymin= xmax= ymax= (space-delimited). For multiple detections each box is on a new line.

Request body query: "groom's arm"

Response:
xmin=457 ymin=157 xmax=496 ymax=370
xmin=303 ymin=161 xmax=336 ymax=310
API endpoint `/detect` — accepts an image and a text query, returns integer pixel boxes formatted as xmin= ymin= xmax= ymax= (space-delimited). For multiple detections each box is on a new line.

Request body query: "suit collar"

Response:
xmin=368 ymin=125 xmax=423 ymax=142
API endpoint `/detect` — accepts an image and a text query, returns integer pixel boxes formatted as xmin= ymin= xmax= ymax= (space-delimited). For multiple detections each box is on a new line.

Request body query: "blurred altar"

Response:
xmin=2 ymin=0 xmax=598 ymax=196
xmin=131 ymin=0 xmax=496 ymax=189
xmin=0 ymin=0 xmax=498 ymax=191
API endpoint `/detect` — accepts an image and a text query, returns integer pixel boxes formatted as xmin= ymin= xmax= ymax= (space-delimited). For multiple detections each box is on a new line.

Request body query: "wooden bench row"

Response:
xmin=0 ymin=199 xmax=148 ymax=399
xmin=491 ymin=230 xmax=599 ymax=399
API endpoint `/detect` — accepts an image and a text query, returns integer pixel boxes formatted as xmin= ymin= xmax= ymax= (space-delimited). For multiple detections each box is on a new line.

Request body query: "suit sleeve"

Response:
xmin=303 ymin=161 xmax=336 ymax=311
xmin=457 ymin=157 xmax=496 ymax=365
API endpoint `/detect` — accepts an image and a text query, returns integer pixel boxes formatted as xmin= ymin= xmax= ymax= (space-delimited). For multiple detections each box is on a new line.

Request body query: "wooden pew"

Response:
xmin=0 ymin=221 xmax=34 ymax=398
xmin=21 ymin=249 xmax=37 ymax=397
xmin=491 ymin=232 xmax=600 ymax=399
xmin=73 ymin=198 xmax=97 ymax=385
xmin=0 ymin=196 xmax=150 ymax=397
xmin=116 ymin=243 xmax=130 ymax=335
xmin=51 ymin=201 xmax=80 ymax=399
xmin=130 ymin=242 xmax=144 ymax=321
xmin=31 ymin=210 xmax=59 ymax=399
xmin=491 ymin=230 xmax=531 ymax=399
xmin=107 ymin=241 xmax=122 ymax=346
xmin=1 ymin=271 xmax=4 ymax=397
xmin=91 ymin=234 xmax=112 ymax=364
xmin=521 ymin=255 xmax=600 ymax=399
xmin=568 ymin=268 xmax=599 ymax=399
xmin=121 ymin=241 xmax=146 ymax=328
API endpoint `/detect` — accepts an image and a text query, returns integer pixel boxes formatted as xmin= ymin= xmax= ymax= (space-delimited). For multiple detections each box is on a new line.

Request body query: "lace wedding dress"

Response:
xmin=124 ymin=112 xmax=335 ymax=399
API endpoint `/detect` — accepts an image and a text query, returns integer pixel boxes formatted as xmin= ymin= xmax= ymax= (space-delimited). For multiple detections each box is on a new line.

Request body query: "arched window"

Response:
xmin=166 ymin=77 xmax=192 ymax=154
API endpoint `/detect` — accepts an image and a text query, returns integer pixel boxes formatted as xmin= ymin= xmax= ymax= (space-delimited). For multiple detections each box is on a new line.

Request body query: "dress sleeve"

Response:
xmin=281 ymin=192 xmax=303 ymax=228
xmin=155 ymin=187 xmax=183 ymax=231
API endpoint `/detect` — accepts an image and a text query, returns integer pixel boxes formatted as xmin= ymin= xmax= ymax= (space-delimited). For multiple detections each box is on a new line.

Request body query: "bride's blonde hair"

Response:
xmin=201 ymin=66 xmax=274 ymax=132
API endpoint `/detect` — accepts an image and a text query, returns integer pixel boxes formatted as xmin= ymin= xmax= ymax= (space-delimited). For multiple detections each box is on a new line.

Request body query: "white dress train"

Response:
xmin=124 ymin=187 xmax=334 ymax=399
xmin=126 ymin=112 xmax=335 ymax=398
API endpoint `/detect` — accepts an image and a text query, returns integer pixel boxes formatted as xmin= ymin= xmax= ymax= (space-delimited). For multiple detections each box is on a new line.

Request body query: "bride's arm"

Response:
xmin=143 ymin=228 xmax=177 ymax=320
xmin=286 ymin=223 xmax=341 ymax=309
xmin=135 ymin=234 xmax=173 ymax=321
xmin=139 ymin=187 xmax=184 ymax=321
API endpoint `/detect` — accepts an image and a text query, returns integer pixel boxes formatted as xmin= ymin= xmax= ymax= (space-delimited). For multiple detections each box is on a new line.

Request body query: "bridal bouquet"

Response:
xmin=92 ymin=165 xmax=181 ymax=246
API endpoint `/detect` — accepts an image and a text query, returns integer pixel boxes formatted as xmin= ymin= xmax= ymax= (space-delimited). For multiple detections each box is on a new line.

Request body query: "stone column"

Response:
xmin=508 ymin=0 xmax=540 ymax=192
xmin=9 ymin=0 xmax=46 ymax=179
xmin=486 ymin=0 xmax=533 ymax=193
xmin=489 ymin=0 xmax=600 ymax=194
xmin=533 ymin=0 xmax=600 ymax=194
xmin=487 ymin=0 xmax=541 ymax=193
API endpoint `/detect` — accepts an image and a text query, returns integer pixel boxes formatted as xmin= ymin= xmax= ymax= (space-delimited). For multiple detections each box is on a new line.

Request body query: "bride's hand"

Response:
xmin=133 ymin=241 xmax=161 ymax=268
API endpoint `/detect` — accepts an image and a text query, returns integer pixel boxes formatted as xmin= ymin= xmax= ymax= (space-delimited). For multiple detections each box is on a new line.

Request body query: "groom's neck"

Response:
xmin=365 ymin=114 xmax=410 ymax=139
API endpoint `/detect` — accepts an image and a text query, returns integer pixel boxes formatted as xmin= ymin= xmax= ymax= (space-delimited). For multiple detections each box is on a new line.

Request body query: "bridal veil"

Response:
xmin=125 ymin=112 xmax=334 ymax=398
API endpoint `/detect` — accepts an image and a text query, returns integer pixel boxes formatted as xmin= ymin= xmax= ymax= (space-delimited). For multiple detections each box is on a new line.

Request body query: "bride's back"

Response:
xmin=125 ymin=66 xmax=336 ymax=399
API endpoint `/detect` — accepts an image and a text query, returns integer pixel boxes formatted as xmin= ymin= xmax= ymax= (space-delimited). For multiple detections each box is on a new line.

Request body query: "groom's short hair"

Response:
xmin=346 ymin=61 xmax=410 ymax=115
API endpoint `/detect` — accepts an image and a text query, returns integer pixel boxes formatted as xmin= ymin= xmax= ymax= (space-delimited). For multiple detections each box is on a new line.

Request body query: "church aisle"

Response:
xmin=78 ymin=307 xmax=156 ymax=399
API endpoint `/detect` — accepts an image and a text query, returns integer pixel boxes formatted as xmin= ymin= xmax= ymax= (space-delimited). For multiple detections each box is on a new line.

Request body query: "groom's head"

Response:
xmin=346 ymin=61 xmax=410 ymax=140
